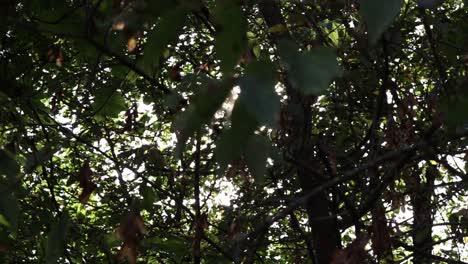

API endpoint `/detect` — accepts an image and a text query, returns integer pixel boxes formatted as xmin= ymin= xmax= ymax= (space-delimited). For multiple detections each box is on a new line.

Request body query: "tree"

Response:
xmin=0 ymin=0 xmax=467 ymax=263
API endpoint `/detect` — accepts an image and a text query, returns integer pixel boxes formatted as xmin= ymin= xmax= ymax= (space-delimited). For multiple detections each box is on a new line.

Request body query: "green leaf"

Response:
xmin=31 ymin=0 xmax=68 ymax=21
xmin=440 ymin=90 xmax=468 ymax=126
xmin=140 ymin=7 xmax=187 ymax=74
xmin=0 ymin=150 xmax=19 ymax=181
xmin=268 ymin=24 xmax=287 ymax=33
xmin=24 ymin=144 xmax=62 ymax=174
xmin=215 ymin=101 xmax=258 ymax=169
xmin=215 ymin=130 xmax=243 ymax=170
xmin=173 ymin=107 xmax=204 ymax=156
xmin=244 ymin=135 xmax=270 ymax=184
xmin=360 ymin=0 xmax=403 ymax=44
xmin=240 ymin=61 xmax=280 ymax=127
xmin=214 ymin=1 xmax=247 ymax=74
xmin=92 ymin=87 xmax=127 ymax=118
xmin=45 ymin=213 xmax=70 ymax=264
xmin=0 ymin=193 xmax=19 ymax=231
xmin=104 ymin=232 xmax=121 ymax=248
xmin=143 ymin=236 xmax=189 ymax=259
xmin=145 ymin=0 xmax=176 ymax=16
xmin=145 ymin=147 xmax=165 ymax=168
xmin=140 ymin=184 xmax=156 ymax=211
xmin=285 ymin=48 xmax=340 ymax=95
xmin=31 ymin=0 xmax=84 ymax=35
xmin=0 ymin=214 xmax=10 ymax=228
xmin=205 ymin=254 xmax=232 ymax=264
xmin=173 ymin=79 xmax=232 ymax=156
xmin=252 ymin=45 xmax=261 ymax=58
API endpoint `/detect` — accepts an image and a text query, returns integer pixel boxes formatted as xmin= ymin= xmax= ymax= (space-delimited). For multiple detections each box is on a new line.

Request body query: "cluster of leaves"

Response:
xmin=0 ymin=0 xmax=468 ymax=263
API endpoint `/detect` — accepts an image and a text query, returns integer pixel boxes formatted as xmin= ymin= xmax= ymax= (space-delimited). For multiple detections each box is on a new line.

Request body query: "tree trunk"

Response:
xmin=409 ymin=166 xmax=435 ymax=264
xmin=258 ymin=1 xmax=340 ymax=262
xmin=299 ymin=168 xmax=340 ymax=264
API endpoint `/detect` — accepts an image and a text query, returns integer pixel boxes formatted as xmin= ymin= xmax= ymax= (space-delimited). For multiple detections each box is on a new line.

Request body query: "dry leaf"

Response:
xmin=116 ymin=211 xmax=146 ymax=264
xmin=112 ymin=20 xmax=126 ymax=31
xmin=227 ymin=221 xmax=241 ymax=240
xmin=117 ymin=211 xmax=146 ymax=241
xmin=46 ymin=46 xmax=63 ymax=66
xmin=127 ymin=37 xmax=137 ymax=53
xmin=0 ymin=243 xmax=8 ymax=253
xmin=76 ymin=162 xmax=96 ymax=204
xmin=169 ymin=66 xmax=182 ymax=82
xmin=56 ymin=50 xmax=64 ymax=66
xmin=117 ymin=241 xmax=137 ymax=264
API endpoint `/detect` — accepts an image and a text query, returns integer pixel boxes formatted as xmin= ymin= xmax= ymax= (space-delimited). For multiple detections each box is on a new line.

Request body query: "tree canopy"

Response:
xmin=1 ymin=0 xmax=468 ymax=263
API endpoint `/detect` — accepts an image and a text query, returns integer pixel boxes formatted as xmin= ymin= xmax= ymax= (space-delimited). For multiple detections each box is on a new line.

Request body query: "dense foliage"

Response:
xmin=1 ymin=0 xmax=468 ymax=263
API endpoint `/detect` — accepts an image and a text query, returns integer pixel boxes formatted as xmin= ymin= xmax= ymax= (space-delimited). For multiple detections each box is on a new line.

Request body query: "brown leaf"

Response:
xmin=331 ymin=234 xmax=368 ymax=264
xmin=238 ymin=50 xmax=254 ymax=65
xmin=198 ymin=63 xmax=210 ymax=72
xmin=227 ymin=221 xmax=241 ymax=240
xmin=116 ymin=211 xmax=146 ymax=243
xmin=77 ymin=162 xmax=92 ymax=185
xmin=0 ymin=243 xmax=8 ymax=253
xmin=127 ymin=37 xmax=138 ymax=53
xmin=134 ymin=214 xmax=146 ymax=235
xmin=117 ymin=241 xmax=137 ymax=264
xmin=78 ymin=182 xmax=97 ymax=204
xmin=225 ymin=166 xmax=237 ymax=179
xmin=112 ymin=20 xmax=126 ymax=31
xmin=46 ymin=47 xmax=57 ymax=62
xmin=463 ymin=53 xmax=468 ymax=64
xmin=113 ymin=0 xmax=121 ymax=9
xmin=76 ymin=162 xmax=96 ymax=204
xmin=331 ymin=249 xmax=348 ymax=264
xmin=56 ymin=50 xmax=64 ymax=66
xmin=46 ymin=46 xmax=64 ymax=66
xmin=116 ymin=211 xmax=146 ymax=263
xmin=294 ymin=254 xmax=305 ymax=264
xmin=169 ymin=66 xmax=182 ymax=82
